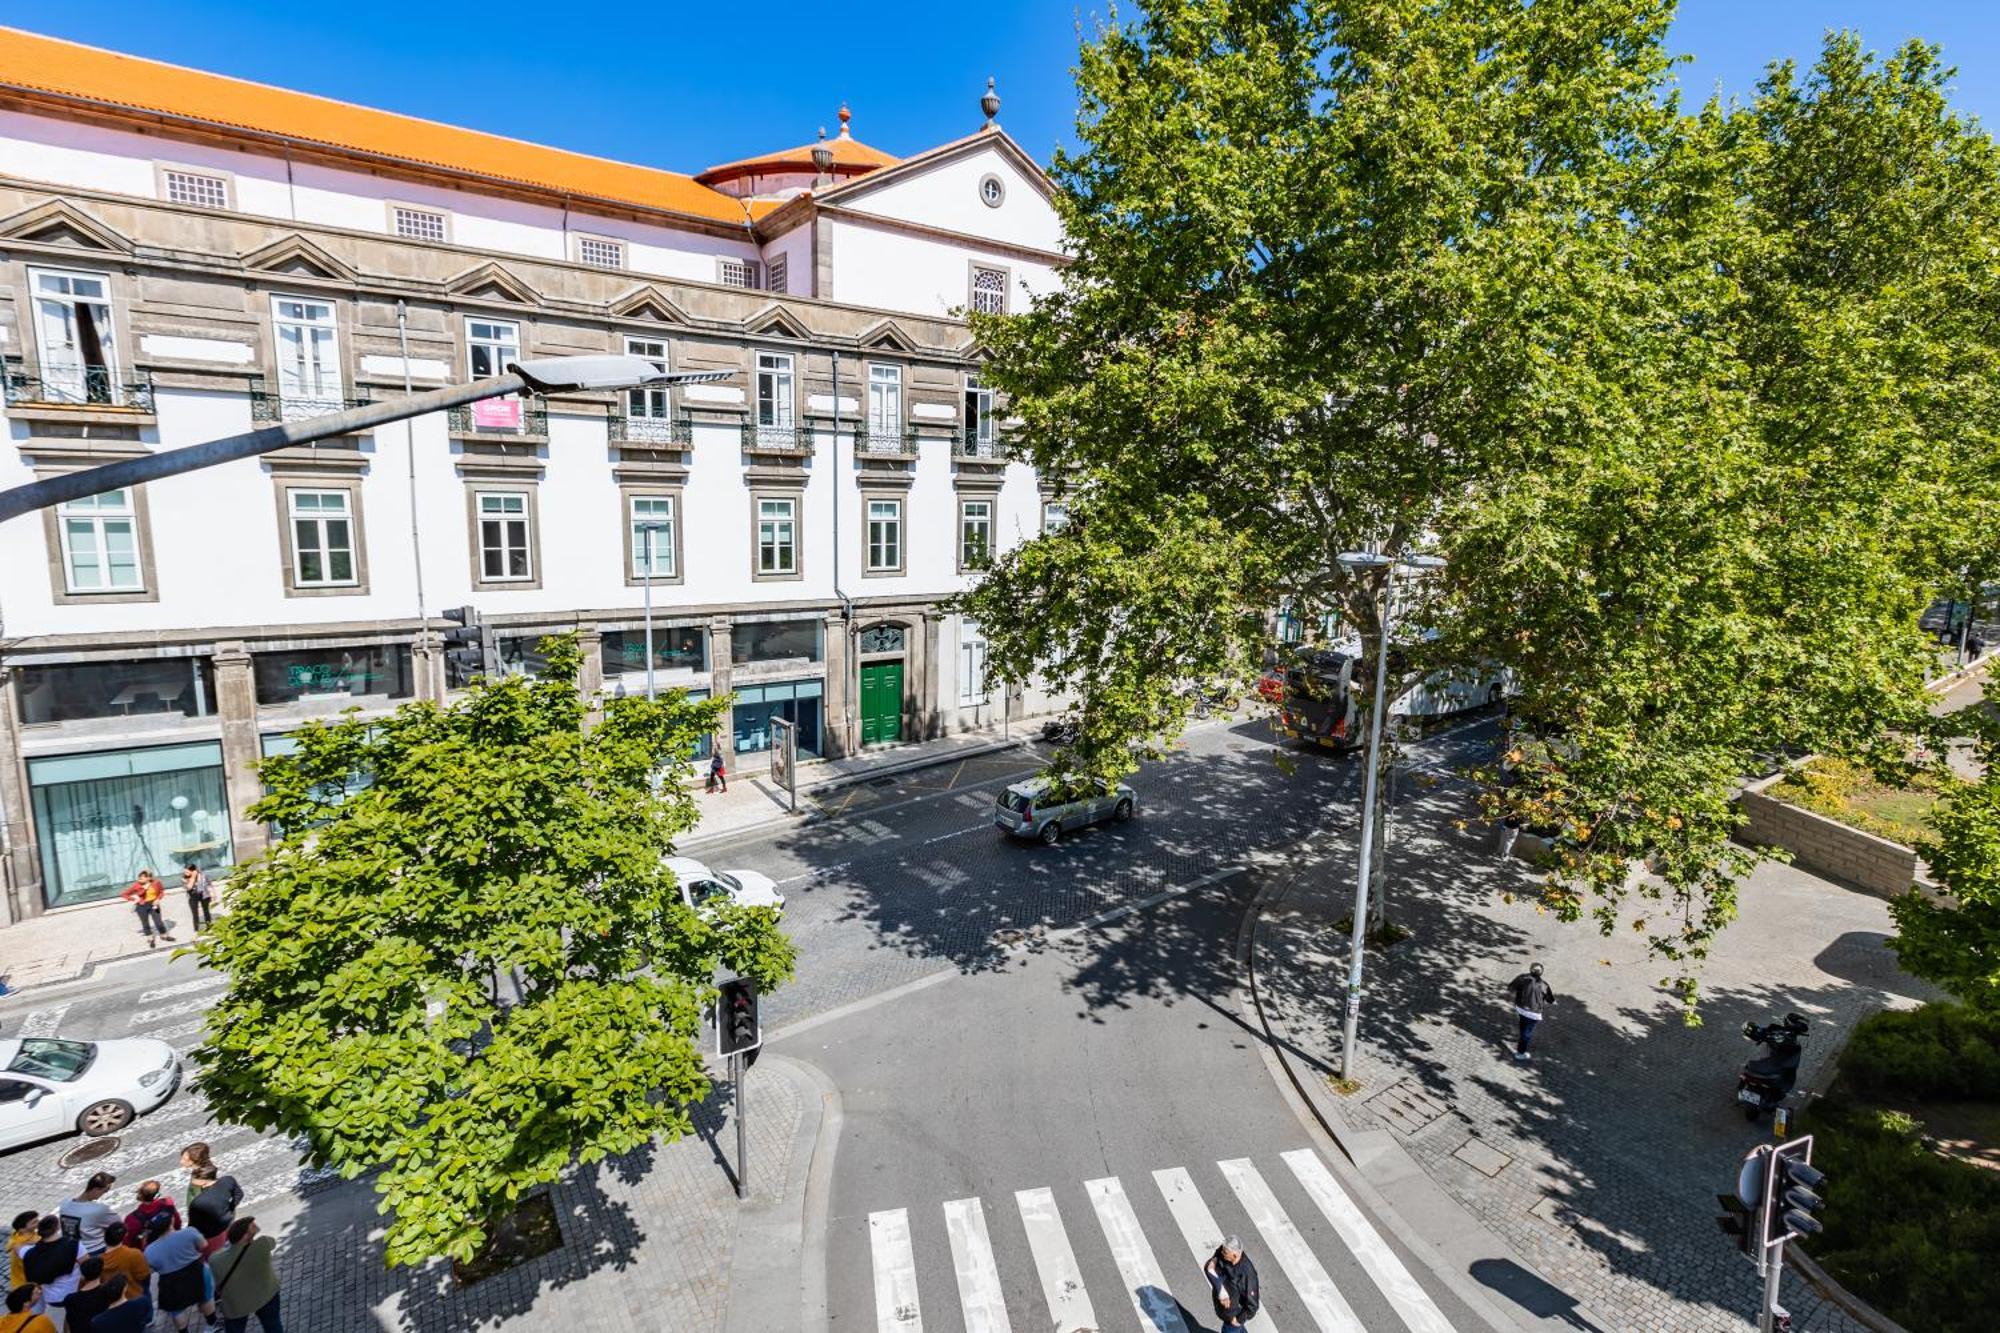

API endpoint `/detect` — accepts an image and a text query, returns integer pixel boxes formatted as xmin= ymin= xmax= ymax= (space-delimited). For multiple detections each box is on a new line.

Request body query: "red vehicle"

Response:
xmin=1273 ymin=647 xmax=1361 ymax=751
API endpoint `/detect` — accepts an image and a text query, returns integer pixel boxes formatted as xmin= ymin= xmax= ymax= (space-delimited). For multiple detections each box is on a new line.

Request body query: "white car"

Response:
xmin=0 ymin=1036 xmax=183 ymax=1148
xmin=665 ymin=856 xmax=785 ymax=916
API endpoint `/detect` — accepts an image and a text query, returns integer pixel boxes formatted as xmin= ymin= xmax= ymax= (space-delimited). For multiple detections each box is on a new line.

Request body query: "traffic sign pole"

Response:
xmin=734 ymin=1049 xmax=748 ymax=1199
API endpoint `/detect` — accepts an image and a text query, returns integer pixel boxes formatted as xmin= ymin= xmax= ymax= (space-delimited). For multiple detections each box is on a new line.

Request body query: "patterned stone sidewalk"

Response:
xmin=1254 ymin=781 xmax=1934 ymax=1333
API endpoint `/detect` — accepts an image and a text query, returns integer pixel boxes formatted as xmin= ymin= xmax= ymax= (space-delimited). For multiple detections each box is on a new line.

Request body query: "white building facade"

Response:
xmin=0 ymin=29 xmax=1069 ymax=918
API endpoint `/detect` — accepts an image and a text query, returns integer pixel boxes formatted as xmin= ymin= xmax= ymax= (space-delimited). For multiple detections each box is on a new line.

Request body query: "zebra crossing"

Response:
xmin=865 ymin=1150 xmax=1453 ymax=1333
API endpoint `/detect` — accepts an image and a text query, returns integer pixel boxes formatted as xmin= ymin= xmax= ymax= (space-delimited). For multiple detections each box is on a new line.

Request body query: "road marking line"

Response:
xmin=15 ymin=1004 xmax=71 ymax=1038
xmin=1086 ymin=1175 xmax=1190 ymax=1333
xmin=150 ymin=1018 xmax=209 ymax=1042
xmin=1219 ymin=1157 xmax=1364 ymax=1333
xmin=137 ymin=976 xmax=227 ymax=1003
xmin=870 ymin=1208 xmax=924 ymax=1332
xmin=919 ymin=825 xmax=988 ymax=846
xmin=944 ymin=1197 xmax=1012 ymax=1333
xmin=1280 ymin=1150 xmax=1453 ymax=1333
xmin=1153 ymin=1168 xmax=1283 ymax=1333
xmin=127 ymin=997 xmax=217 ymax=1026
xmin=1014 ymin=1186 xmax=1097 ymax=1333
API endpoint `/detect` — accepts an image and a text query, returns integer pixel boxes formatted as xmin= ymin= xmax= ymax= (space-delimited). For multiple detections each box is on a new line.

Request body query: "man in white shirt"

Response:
xmin=58 ymin=1172 xmax=121 ymax=1255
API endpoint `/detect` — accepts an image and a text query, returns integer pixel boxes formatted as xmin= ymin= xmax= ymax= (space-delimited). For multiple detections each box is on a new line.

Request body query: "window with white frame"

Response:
xmin=755 ymin=352 xmax=795 ymax=433
xmin=478 ymin=492 xmax=533 ymax=581
xmin=959 ymin=622 xmax=988 ymax=703
xmin=625 ymin=335 xmax=670 ymax=421
xmin=163 ymin=169 xmax=228 ymax=209
xmin=1043 ymin=500 xmax=1069 ymax=532
xmin=757 ymin=497 xmax=797 ymax=575
xmin=392 ymin=206 xmax=447 ymax=241
xmin=57 ymin=490 xmax=141 ymax=593
xmin=964 ymin=372 xmax=995 ymax=450
xmin=630 ymin=495 xmax=676 ymax=578
xmin=467 ymin=318 xmax=521 ymax=380
xmin=289 ymin=489 xmax=357 ymax=586
xmin=970 ymin=266 xmax=1007 ymax=315
xmin=866 ymin=365 xmax=902 ymax=443
xmin=29 ymin=268 xmax=119 ymax=405
xmin=272 ymin=296 xmax=342 ymax=417
xmin=767 ymin=255 xmax=789 ymax=295
xmin=577 ymin=236 xmax=625 ymax=270
xmin=866 ymin=498 xmax=903 ymax=572
xmin=718 ymin=258 xmax=759 ymax=289
xmin=959 ymin=498 xmax=992 ymax=567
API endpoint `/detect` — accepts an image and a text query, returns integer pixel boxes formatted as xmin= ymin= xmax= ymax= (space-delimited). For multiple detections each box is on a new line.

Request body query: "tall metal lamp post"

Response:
xmin=1336 ymin=549 xmax=1446 ymax=1081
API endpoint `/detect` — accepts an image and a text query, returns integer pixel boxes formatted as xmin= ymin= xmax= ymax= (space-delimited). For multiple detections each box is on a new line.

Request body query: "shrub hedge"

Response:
xmin=1839 ymin=1003 xmax=2000 ymax=1101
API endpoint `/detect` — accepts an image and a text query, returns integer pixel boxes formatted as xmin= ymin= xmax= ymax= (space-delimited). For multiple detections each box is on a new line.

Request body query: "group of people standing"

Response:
xmin=5 ymin=1144 xmax=281 ymax=1332
xmin=117 ymin=869 xmax=215 ymax=951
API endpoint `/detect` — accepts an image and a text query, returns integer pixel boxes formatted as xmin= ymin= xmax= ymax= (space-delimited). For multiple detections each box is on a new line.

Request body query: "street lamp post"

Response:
xmin=1335 ymin=549 xmax=1445 ymax=1081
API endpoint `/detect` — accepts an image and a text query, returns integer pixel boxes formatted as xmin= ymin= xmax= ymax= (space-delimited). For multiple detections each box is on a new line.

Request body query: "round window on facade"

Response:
xmin=979 ymin=173 xmax=1005 ymax=208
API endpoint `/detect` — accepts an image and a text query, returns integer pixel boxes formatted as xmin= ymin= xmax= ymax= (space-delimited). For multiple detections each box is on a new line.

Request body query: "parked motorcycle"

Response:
xmin=1736 ymin=1013 xmax=1809 ymax=1120
xmin=1041 ymin=716 xmax=1081 ymax=745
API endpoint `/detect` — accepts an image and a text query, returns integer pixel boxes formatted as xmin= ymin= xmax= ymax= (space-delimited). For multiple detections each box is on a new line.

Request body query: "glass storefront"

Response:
xmin=254 ymin=645 xmax=413 ymax=706
xmin=15 ymin=658 xmax=215 ymax=725
xmin=602 ymin=627 xmax=707 ymax=676
xmin=28 ymin=741 xmax=233 ymax=908
xmin=732 ymin=619 xmax=821 ymax=666
xmin=732 ymin=679 xmax=822 ymax=757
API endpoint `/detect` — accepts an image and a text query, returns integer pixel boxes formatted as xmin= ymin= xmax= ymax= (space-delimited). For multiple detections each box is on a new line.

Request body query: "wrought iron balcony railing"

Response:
xmin=610 ymin=413 xmax=693 ymax=447
xmin=3 ymin=360 xmax=154 ymax=412
xmin=447 ymin=399 xmax=549 ymax=439
xmin=741 ymin=421 xmax=814 ymax=454
xmin=952 ymin=430 xmax=1010 ymax=462
xmin=248 ymin=379 xmax=373 ymax=423
xmin=857 ymin=428 xmax=922 ymax=458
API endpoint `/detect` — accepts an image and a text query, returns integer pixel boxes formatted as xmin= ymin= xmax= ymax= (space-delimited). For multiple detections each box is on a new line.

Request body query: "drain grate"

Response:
xmin=57 ymin=1136 xmax=121 ymax=1168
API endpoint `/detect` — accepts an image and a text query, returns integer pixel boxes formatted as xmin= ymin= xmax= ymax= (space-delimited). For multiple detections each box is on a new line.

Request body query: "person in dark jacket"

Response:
xmin=1508 ymin=962 xmax=1555 ymax=1061
xmin=1204 ymin=1235 xmax=1260 ymax=1329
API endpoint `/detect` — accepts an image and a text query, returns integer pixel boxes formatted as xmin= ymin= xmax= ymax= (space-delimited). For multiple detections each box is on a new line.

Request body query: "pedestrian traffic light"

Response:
xmin=1717 ymin=1192 xmax=1756 ymax=1257
xmin=717 ymin=977 xmax=761 ymax=1063
xmin=441 ymin=604 xmax=494 ymax=688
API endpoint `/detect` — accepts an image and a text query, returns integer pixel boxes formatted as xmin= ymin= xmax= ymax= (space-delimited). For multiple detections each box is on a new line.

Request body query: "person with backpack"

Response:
xmin=1204 ymin=1235 xmax=1261 ymax=1329
xmin=1508 ymin=961 xmax=1556 ymax=1062
xmin=121 ymin=1182 xmax=179 ymax=1245
xmin=209 ymin=1218 xmax=281 ymax=1333
xmin=180 ymin=865 xmax=214 ymax=933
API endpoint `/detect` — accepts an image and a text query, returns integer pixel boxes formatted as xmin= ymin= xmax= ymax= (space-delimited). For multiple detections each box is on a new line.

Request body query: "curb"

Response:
xmin=1238 ymin=859 xmax=1608 ymax=1333
xmin=721 ymin=1052 xmax=844 ymax=1333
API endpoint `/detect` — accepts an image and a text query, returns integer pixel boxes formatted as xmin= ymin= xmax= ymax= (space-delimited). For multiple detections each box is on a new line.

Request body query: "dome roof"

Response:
xmin=696 ymin=104 xmax=898 ymax=188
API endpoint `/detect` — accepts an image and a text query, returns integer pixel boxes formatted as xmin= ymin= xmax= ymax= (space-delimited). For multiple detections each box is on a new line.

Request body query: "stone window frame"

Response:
xmin=861 ymin=491 xmax=906 ymax=578
xmin=750 ymin=487 xmax=804 ymax=583
xmin=387 ymin=201 xmax=451 ymax=243
xmin=957 ymin=495 xmax=994 ymax=573
xmin=272 ymin=476 xmax=371 ymax=598
xmin=39 ymin=479 xmax=160 ymax=606
xmin=153 ymin=160 xmax=235 ymax=211
xmin=466 ymin=483 xmax=544 ymax=591
xmin=620 ymin=484 xmax=686 ymax=588
xmin=968 ymin=261 xmax=1011 ymax=316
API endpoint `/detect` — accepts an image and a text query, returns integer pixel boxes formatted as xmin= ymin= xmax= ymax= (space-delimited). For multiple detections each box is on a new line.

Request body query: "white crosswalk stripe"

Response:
xmin=1282 ymin=1150 xmax=1455 ymax=1333
xmin=15 ymin=1004 xmax=71 ymax=1037
xmin=871 ymin=1208 xmax=925 ymax=1332
xmin=1086 ymin=1175 xmax=1190 ymax=1333
xmin=1015 ymin=1186 xmax=1097 ymax=1333
xmin=1219 ymin=1157 xmax=1366 ymax=1333
xmin=137 ymin=975 xmax=227 ymax=1004
xmin=944 ymin=1197 xmax=1012 ymax=1333
xmin=127 ymin=996 xmax=218 ymax=1025
xmin=1153 ymin=1166 xmax=1284 ymax=1333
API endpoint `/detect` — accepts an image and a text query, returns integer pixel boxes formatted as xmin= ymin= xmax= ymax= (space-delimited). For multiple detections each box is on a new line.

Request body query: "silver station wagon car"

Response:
xmin=995 ymin=777 xmax=1137 ymax=844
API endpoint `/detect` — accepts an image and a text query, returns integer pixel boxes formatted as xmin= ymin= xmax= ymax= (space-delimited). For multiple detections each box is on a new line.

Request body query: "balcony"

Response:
xmin=952 ymin=430 xmax=1011 ymax=464
xmin=610 ymin=413 xmax=693 ymax=448
xmin=741 ymin=421 xmax=814 ymax=456
xmin=856 ymin=428 xmax=922 ymax=461
xmin=248 ymin=379 xmax=373 ymax=424
xmin=448 ymin=398 xmax=549 ymax=443
xmin=3 ymin=359 xmax=155 ymax=416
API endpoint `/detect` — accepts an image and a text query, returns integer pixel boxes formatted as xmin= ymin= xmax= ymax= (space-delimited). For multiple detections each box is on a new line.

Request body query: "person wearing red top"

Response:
xmin=118 ymin=871 xmax=172 ymax=948
xmin=121 ymin=1182 xmax=181 ymax=1243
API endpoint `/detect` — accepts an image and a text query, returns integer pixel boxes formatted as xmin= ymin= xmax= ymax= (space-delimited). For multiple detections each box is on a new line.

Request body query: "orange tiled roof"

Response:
xmin=698 ymin=133 xmax=900 ymax=184
xmin=0 ymin=27 xmax=753 ymax=228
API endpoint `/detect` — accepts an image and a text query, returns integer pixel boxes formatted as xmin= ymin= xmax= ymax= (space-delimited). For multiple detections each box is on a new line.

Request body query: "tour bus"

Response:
xmin=1272 ymin=634 xmax=1508 ymax=751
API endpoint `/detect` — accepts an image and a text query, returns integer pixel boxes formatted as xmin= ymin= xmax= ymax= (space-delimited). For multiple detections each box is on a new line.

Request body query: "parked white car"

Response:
xmin=0 ymin=1036 xmax=183 ymax=1148
xmin=665 ymin=856 xmax=785 ymax=916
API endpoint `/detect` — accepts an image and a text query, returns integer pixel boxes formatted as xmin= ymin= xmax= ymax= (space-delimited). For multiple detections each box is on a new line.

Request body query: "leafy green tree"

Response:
xmin=191 ymin=636 xmax=792 ymax=1265
xmin=1892 ymin=710 xmax=2000 ymax=1011
xmin=959 ymin=1 xmax=1999 ymax=1003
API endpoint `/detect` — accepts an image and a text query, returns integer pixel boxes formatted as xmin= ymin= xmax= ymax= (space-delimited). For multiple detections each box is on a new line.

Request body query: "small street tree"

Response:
xmin=1892 ymin=709 xmax=2000 ymax=1011
xmin=959 ymin=0 xmax=2000 ymax=1003
xmin=190 ymin=635 xmax=792 ymax=1266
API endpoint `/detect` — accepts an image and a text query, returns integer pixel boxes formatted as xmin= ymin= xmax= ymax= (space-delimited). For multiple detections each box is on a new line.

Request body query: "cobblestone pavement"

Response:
xmin=1254 ymin=770 xmax=1939 ymax=1333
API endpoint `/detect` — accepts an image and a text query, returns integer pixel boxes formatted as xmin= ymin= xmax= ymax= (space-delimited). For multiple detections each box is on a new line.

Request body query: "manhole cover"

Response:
xmin=58 ymin=1137 xmax=121 ymax=1168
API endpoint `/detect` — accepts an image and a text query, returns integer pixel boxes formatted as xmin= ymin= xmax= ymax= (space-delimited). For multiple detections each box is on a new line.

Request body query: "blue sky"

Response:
xmin=15 ymin=2 xmax=1997 ymax=172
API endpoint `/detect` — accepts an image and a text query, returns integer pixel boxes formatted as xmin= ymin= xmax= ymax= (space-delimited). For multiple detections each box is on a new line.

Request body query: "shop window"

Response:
xmin=731 ymin=619 xmax=822 ymax=666
xmin=15 ymin=658 xmax=214 ymax=726
xmin=254 ymin=645 xmax=413 ymax=706
xmin=732 ymin=680 xmax=823 ymax=756
xmin=28 ymin=742 xmax=232 ymax=908
xmin=601 ymin=627 xmax=708 ymax=676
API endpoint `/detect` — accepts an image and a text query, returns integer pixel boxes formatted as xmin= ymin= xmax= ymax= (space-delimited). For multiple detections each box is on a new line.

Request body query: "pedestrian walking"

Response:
xmin=1204 ymin=1235 xmax=1261 ymax=1329
xmin=120 ymin=1182 xmax=179 ymax=1243
xmin=79 ymin=1278 xmax=146 ymax=1333
xmin=141 ymin=1221 xmax=212 ymax=1333
xmin=20 ymin=1217 xmax=77 ymax=1330
xmin=57 ymin=1176 xmax=118 ymax=1256
xmin=1508 ymin=962 xmax=1555 ymax=1062
xmin=1495 ymin=747 xmax=1523 ymax=861
xmin=117 ymin=872 xmax=171 ymax=948
xmin=2 ymin=1284 xmax=55 ymax=1333
xmin=180 ymin=865 xmax=214 ymax=933
xmin=707 ymin=751 xmax=727 ymax=794
xmin=88 ymin=1229 xmax=143 ymax=1307
xmin=210 ymin=1219 xmax=281 ymax=1333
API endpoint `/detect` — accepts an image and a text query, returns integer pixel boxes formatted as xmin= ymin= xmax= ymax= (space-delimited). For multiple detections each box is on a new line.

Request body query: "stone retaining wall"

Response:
xmin=1736 ymin=776 xmax=1920 ymax=898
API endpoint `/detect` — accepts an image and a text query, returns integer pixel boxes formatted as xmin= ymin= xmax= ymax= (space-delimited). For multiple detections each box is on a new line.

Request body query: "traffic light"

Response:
xmin=1717 ymin=1192 xmax=1756 ymax=1257
xmin=1770 ymin=1153 xmax=1827 ymax=1244
xmin=441 ymin=604 xmax=495 ymax=688
xmin=717 ymin=976 xmax=761 ymax=1064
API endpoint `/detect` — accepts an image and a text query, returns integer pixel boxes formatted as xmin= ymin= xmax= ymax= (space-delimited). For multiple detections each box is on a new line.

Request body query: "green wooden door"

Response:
xmin=859 ymin=662 xmax=904 ymax=746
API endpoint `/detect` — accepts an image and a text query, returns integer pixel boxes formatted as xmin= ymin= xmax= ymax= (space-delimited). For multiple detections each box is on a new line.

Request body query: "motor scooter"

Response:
xmin=1737 ymin=1013 xmax=1808 ymax=1120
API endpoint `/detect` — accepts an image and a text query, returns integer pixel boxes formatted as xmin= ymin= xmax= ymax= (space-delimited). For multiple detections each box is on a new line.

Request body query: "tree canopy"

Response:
xmin=1892 ymin=707 xmax=2000 ymax=1011
xmin=190 ymin=636 xmax=793 ymax=1265
xmin=958 ymin=0 xmax=2000 ymax=1003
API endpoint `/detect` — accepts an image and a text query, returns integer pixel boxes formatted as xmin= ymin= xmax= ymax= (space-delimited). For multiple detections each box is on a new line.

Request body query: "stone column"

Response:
xmin=821 ymin=610 xmax=850 ymax=760
xmin=707 ymin=616 xmax=734 ymax=760
xmin=411 ymin=631 xmax=445 ymax=704
xmin=919 ymin=610 xmax=942 ymax=740
xmin=0 ymin=670 xmax=43 ymax=923
xmin=574 ymin=625 xmax=605 ymax=727
xmin=212 ymin=642 xmax=268 ymax=865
